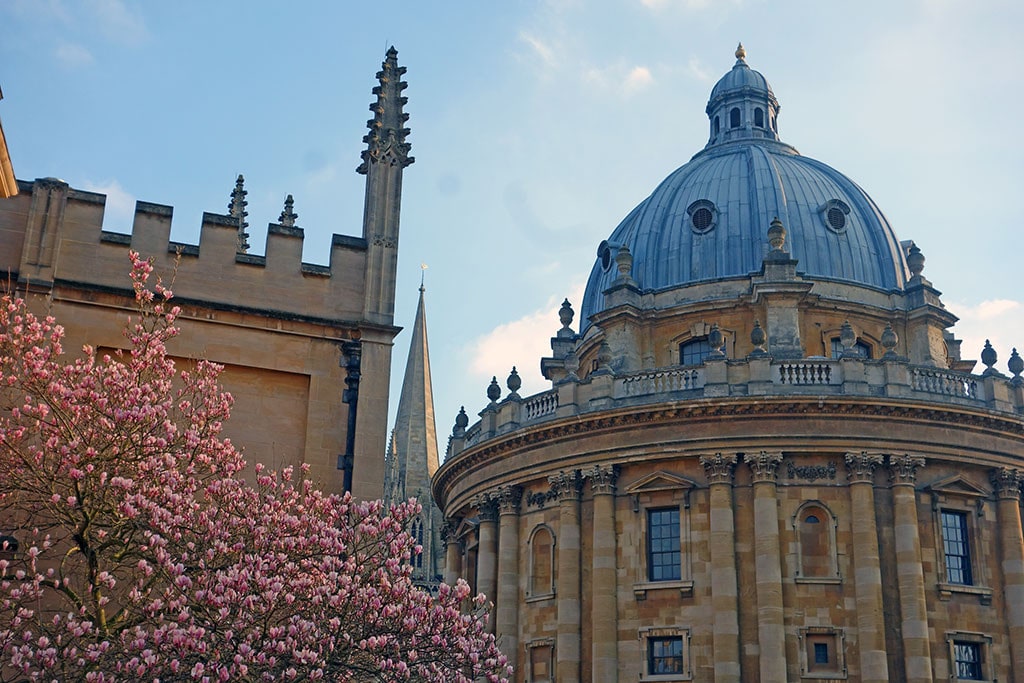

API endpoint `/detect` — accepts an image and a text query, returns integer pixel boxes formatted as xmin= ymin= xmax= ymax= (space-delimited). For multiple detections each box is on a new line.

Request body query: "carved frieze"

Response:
xmin=786 ymin=460 xmax=837 ymax=482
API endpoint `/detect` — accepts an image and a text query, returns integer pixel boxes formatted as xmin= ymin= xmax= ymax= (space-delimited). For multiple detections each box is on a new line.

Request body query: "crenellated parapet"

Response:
xmin=0 ymin=176 xmax=381 ymax=327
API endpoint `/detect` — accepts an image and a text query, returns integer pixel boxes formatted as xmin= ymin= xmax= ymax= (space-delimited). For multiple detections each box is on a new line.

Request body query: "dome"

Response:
xmin=580 ymin=46 xmax=909 ymax=329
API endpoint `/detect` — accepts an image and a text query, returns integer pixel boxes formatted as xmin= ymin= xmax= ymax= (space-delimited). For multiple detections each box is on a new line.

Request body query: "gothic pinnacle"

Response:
xmin=228 ymin=174 xmax=250 ymax=253
xmin=357 ymin=47 xmax=413 ymax=175
xmin=279 ymin=194 xmax=298 ymax=227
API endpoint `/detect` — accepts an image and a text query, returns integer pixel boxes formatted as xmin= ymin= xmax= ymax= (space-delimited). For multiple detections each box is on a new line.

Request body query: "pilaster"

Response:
xmin=845 ymin=452 xmax=889 ymax=683
xmin=587 ymin=464 xmax=619 ymax=682
xmin=990 ymin=467 xmax=1024 ymax=678
xmin=887 ymin=455 xmax=932 ymax=683
xmin=549 ymin=470 xmax=582 ymax=683
xmin=747 ymin=451 xmax=786 ymax=682
xmin=700 ymin=454 xmax=740 ymax=683
xmin=474 ymin=495 xmax=499 ymax=621
xmin=493 ymin=485 xmax=522 ymax=670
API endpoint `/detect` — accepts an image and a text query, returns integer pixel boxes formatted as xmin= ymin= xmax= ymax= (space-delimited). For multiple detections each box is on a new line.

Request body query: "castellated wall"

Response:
xmin=0 ymin=178 xmax=395 ymax=499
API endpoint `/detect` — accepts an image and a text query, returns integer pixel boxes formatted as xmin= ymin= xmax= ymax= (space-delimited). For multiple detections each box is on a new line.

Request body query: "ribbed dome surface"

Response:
xmin=580 ymin=50 xmax=909 ymax=329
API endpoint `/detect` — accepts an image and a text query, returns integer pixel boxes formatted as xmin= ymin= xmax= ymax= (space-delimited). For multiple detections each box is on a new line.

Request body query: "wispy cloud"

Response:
xmin=624 ymin=66 xmax=654 ymax=93
xmin=81 ymin=179 xmax=135 ymax=230
xmin=584 ymin=62 xmax=656 ymax=97
xmin=947 ymin=299 xmax=1024 ymax=372
xmin=519 ymin=31 xmax=557 ymax=68
xmin=687 ymin=56 xmax=713 ymax=82
xmin=88 ymin=0 xmax=148 ymax=45
xmin=55 ymin=42 xmax=95 ymax=68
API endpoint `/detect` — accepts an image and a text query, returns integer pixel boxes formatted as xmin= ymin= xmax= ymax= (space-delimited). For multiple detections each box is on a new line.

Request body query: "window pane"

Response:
xmin=680 ymin=338 xmax=711 ymax=366
xmin=941 ymin=511 xmax=973 ymax=585
xmin=814 ymin=642 xmax=829 ymax=664
xmin=648 ymin=636 xmax=683 ymax=675
xmin=953 ymin=642 xmax=983 ymax=680
xmin=648 ymin=509 xmax=681 ymax=581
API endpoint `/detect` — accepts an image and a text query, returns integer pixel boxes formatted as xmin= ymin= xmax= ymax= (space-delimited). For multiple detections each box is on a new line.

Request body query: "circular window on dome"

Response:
xmin=820 ymin=199 xmax=851 ymax=234
xmin=597 ymin=240 xmax=613 ymax=271
xmin=687 ymin=200 xmax=718 ymax=234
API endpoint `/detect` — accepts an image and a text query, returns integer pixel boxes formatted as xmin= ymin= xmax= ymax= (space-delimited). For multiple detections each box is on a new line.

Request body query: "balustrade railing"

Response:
xmin=617 ymin=367 xmax=704 ymax=398
xmin=775 ymin=361 xmax=835 ymax=385
xmin=523 ymin=390 xmax=559 ymax=421
xmin=912 ymin=367 xmax=978 ymax=399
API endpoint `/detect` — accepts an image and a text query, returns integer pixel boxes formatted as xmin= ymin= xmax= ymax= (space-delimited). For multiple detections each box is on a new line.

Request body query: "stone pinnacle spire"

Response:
xmin=357 ymin=46 xmax=413 ymax=174
xmin=228 ymin=174 xmax=250 ymax=253
xmin=384 ymin=283 xmax=442 ymax=587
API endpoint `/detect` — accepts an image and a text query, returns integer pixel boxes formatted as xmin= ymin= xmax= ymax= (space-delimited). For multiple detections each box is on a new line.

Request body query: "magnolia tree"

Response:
xmin=0 ymin=253 xmax=510 ymax=682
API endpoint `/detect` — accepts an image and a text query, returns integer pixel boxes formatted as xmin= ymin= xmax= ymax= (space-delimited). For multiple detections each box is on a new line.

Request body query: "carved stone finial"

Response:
xmin=845 ymin=452 xmax=884 ymax=483
xmin=278 ymin=194 xmax=298 ymax=227
xmin=587 ymin=464 xmax=618 ymax=494
xmin=981 ymin=340 xmax=1000 ymax=377
xmin=228 ymin=174 xmax=250 ymax=253
xmin=453 ymin=406 xmax=469 ymax=437
xmin=593 ymin=340 xmax=613 ymax=375
xmin=881 ymin=323 xmax=899 ymax=359
xmin=548 ymin=470 xmax=582 ymax=502
xmin=486 ymin=376 xmax=501 ymax=403
xmin=888 ymin=455 xmax=925 ymax=485
xmin=615 ymin=246 xmax=634 ymax=283
xmin=1008 ymin=348 xmax=1023 ymax=386
xmin=749 ymin=320 xmax=768 ymax=357
xmin=563 ymin=350 xmax=580 ymax=381
xmin=767 ymin=216 xmax=787 ymax=252
xmin=701 ymin=453 xmax=738 ymax=484
xmin=906 ymin=245 xmax=925 ymax=278
xmin=735 ymin=42 xmax=746 ymax=62
xmin=506 ymin=367 xmax=522 ymax=399
xmin=990 ymin=467 xmax=1023 ymax=500
xmin=747 ymin=451 xmax=783 ymax=483
xmin=559 ymin=298 xmax=574 ymax=331
xmin=357 ymin=47 xmax=413 ymax=174
xmin=708 ymin=323 xmax=726 ymax=359
xmin=839 ymin=320 xmax=857 ymax=357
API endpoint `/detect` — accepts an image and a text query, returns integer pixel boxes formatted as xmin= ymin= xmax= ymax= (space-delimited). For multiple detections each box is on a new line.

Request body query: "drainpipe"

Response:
xmin=338 ymin=340 xmax=361 ymax=494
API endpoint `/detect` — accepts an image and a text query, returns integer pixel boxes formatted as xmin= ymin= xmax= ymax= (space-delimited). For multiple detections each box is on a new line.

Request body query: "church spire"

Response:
xmin=385 ymin=283 xmax=443 ymax=587
xmin=359 ymin=46 xmax=413 ymax=326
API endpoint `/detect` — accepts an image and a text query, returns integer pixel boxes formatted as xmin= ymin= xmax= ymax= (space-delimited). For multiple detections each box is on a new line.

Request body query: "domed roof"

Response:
xmin=580 ymin=46 xmax=909 ymax=329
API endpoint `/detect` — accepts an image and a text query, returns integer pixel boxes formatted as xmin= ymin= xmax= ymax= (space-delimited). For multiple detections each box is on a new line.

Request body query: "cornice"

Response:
xmin=432 ymin=396 xmax=1024 ymax=508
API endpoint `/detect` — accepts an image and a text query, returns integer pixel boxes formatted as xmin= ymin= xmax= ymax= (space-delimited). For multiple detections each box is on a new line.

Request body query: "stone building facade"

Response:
xmin=433 ymin=47 xmax=1024 ymax=682
xmin=0 ymin=48 xmax=413 ymax=499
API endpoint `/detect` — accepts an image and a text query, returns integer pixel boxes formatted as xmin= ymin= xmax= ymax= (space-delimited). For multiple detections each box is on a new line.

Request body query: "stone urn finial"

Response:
xmin=453 ymin=406 xmax=469 ymax=437
xmin=1009 ymin=348 xmax=1023 ymax=386
xmin=981 ymin=340 xmax=999 ymax=376
xmin=881 ymin=323 xmax=899 ymax=359
xmin=907 ymin=244 xmax=925 ymax=279
xmin=767 ymin=217 xmax=787 ymax=252
xmin=708 ymin=323 xmax=726 ymax=358
xmin=839 ymin=320 xmax=857 ymax=356
xmin=507 ymin=366 xmax=522 ymax=399
xmin=486 ymin=376 xmax=502 ymax=403
xmin=749 ymin=320 xmax=768 ymax=357
xmin=559 ymin=299 xmax=574 ymax=331
xmin=595 ymin=340 xmax=613 ymax=374
xmin=615 ymin=245 xmax=634 ymax=282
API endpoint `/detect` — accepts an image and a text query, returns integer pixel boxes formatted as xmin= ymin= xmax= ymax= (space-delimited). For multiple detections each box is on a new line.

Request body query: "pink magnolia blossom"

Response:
xmin=0 ymin=252 xmax=510 ymax=682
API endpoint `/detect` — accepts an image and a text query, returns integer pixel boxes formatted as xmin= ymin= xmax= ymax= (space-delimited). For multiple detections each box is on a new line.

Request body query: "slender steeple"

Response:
xmin=359 ymin=46 xmax=413 ymax=326
xmin=384 ymin=282 xmax=443 ymax=588
xmin=228 ymin=174 xmax=250 ymax=253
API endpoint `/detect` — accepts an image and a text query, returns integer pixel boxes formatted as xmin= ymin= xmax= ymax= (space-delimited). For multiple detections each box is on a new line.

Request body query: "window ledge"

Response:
xmin=800 ymin=672 xmax=848 ymax=681
xmin=525 ymin=591 xmax=555 ymax=604
xmin=639 ymin=674 xmax=692 ymax=682
xmin=795 ymin=576 xmax=842 ymax=585
xmin=937 ymin=583 xmax=993 ymax=605
xmin=633 ymin=580 xmax=694 ymax=600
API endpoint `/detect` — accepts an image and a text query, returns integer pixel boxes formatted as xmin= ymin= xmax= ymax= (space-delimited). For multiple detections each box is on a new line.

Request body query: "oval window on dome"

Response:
xmin=820 ymin=199 xmax=851 ymax=234
xmin=687 ymin=200 xmax=718 ymax=234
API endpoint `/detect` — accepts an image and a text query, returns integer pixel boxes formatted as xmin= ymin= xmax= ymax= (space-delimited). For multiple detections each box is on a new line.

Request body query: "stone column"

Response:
xmin=588 ymin=465 xmax=619 ymax=682
xmin=550 ymin=470 xmax=582 ymax=683
xmin=494 ymin=485 xmax=522 ymax=671
xmin=845 ymin=452 xmax=889 ymax=683
xmin=700 ymin=453 xmax=741 ymax=683
xmin=441 ymin=519 xmax=462 ymax=586
xmin=888 ymin=456 xmax=932 ymax=683
xmin=475 ymin=496 xmax=499 ymax=618
xmin=991 ymin=467 xmax=1024 ymax=678
xmin=748 ymin=451 xmax=787 ymax=683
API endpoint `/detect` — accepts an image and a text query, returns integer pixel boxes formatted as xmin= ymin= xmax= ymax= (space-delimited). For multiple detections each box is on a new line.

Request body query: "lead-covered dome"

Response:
xmin=581 ymin=45 xmax=909 ymax=329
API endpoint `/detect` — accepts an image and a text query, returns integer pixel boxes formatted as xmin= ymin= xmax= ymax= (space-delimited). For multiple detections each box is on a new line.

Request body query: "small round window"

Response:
xmin=820 ymin=199 xmax=851 ymax=234
xmin=687 ymin=200 xmax=718 ymax=234
xmin=598 ymin=241 xmax=613 ymax=271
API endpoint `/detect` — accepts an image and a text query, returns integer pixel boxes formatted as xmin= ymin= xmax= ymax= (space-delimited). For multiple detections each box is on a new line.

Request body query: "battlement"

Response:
xmin=0 ymin=177 xmax=381 ymax=327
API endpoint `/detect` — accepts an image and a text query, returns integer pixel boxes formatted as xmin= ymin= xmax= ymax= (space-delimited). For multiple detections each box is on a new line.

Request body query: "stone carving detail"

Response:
xmin=472 ymin=495 xmax=499 ymax=523
xmin=278 ymin=194 xmax=298 ymax=227
xmin=357 ymin=47 xmax=414 ymax=174
xmin=786 ymin=460 xmax=837 ymax=482
xmin=888 ymin=455 xmax=925 ymax=485
xmin=747 ymin=451 xmax=783 ymax=483
xmin=440 ymin=519 xmax=458 ymax=549
xmin=506 ymin=367 xmax=522 ymax=399
xmin=228 ymin=174 xmax=250 ymax=253
xmin=700 ymin=453 xmax=738 ymax=484
xmin=587 ymin=464 xmax=618 ymax=494
xmin=845 ymin=452 xmax=884 ymax=483
xmin=990 ymin=467 xmax=1023 ymax=500
xmin=526 ymin=487 xmax=558 ymax=509
xmin=548 ymin=470 xmax=582 ymax=502
xmin=492 ymin=485 xmax=523 ymax=515
xmin=486 ymin=376 xmax=501 ymax=404
xmin=371 ymin=233 xmax=397 ymax=249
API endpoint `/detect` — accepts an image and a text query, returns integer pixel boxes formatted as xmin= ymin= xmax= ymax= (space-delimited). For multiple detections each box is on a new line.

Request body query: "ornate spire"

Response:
xmin=228 ymin=174 xmax=250 ymax=253
xmin=735 ymin=42 xmax=746 ymax=62
xmin=278 ymin=194 xmax=298 ymax=227
xmin=357 ymin=46 xmax=413 ymax=174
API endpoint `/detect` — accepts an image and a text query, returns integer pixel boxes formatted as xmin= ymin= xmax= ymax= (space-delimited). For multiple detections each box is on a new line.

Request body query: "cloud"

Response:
xmin=88 ymin=0 xmax=148 ymax=45
xmin=465 ymin=283 xmax=587 ymax=398
xmin=55 ymin=42 xmax=95 ymax=68
xmin=519 ymin=32 xmax=556 ymax=67
xmin=687 ymin=56 xmax=713 ymax=82
xmin=81 ymin=179 xmax=135 ymax=230
xmin=624 ymin=66 xmax=654 ymax=93
xmin=584 ymin=63 xmax=655 ymax=97
xmin=946 ymin=299 xmax=1024 ymax=372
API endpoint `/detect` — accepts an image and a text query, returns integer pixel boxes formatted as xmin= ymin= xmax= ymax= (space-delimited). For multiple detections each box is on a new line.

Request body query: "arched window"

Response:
xmin=411 ymin=517 xmax=424 ymax=569
xmin=754 ymin=107 xmax=764 ymax=127
xmin=830 ymin=338 xmax=872 ymax=359
xmin=680 ymin=338 xmax=712 ymax=366
xmin=713 ymin=116 xmax=720 ymax=136
xmin=729 ymin=107 xmax=741 ymax=128
xmin=795 ymin=503 xmax=838 ymax=580
xmin=528 ymin=525 xmax=555 ymax=598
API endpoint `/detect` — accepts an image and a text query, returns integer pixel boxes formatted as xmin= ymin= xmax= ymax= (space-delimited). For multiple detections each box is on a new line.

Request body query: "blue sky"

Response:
xmin=3 ymin=0 xmax=1023 ymax=450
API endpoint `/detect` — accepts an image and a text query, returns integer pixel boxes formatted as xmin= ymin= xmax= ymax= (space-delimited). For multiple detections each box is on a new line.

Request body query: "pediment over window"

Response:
xmin=926 ymin=474 xmax=989 ymax=499
xmin=625 ymin=471 xmax=699 ymax=495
